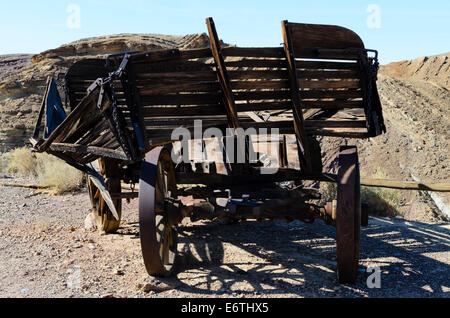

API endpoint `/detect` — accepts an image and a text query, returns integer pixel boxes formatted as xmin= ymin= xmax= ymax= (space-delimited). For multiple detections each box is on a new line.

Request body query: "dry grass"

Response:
xmin=2 ymin=147 xmax=82 ymax=193
xmin=321 ymin=180 xmax=401 ymax=217
xmin=2 ymin=147 xmax=37 ymax=175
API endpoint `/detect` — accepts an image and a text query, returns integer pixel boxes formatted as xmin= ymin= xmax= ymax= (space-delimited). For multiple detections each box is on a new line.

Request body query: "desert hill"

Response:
xmin=380 ymin=53 xmax=449 ymax=90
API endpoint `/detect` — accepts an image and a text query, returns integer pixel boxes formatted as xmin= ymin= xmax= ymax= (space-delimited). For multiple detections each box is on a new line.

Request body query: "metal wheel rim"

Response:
xmin=139 ymin=146 xmax=178 ymax=276
xmin=336 ymin=146 xmax=361 ymax=284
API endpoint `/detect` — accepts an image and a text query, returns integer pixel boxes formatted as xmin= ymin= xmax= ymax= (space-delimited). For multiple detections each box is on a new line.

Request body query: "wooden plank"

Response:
xmin=295 ymin=60 xmax=358 ymax=70
xmin=287 ymin=22 xmax=364 ymax=59
xmin=233 ymin=90 xmax=291 ymax=101
xmin=299 ymin=89 xmax=362 ymax=100
xmin=316 ymin=49 xmax=361 ymax=60
xmin=301 ymin=100 xmax=363 ymax=109
xmin=305 ymin=120 xmax=367 ymax=128
xmin=297 ymin=79 xmax=360 ymax=89
xmin=225 ymin=59 xmax=287 ymax=68
xmin=133 ymin=59 xmax=213 ymax=74
xmin=143 ymin=118 xmax=227 ymax=128
xmin=228 ymin=70 xmax=288 ymax=80
xmin=66 ymin=65 xmax=108 ymax=77
xmin=140 ymin=93 xmax=222 ymax=106
xmin=180 ymin=47 xmax=214 ymax=59
xmin=230 ymin=80 xmax=290 ymax=90
xmin=127 ymin=48 xmax=182 ymax=63
xmin=297 ymin=70 xmax=359 ymax=79
xmin=139 ymin=99 xmax=361 ymax=118
xmin=206 ymin=17 xmax=240 ymax=130
xmin=69 ymin=119 xmax=109 ymax=145
xmin=136 ymin=71 xmax=217 ymax=81
xmin=282 ymin=20 xmax=313 ymax=173
xmin=139 ymin=81 xmax=221 ymax=95
xmin=128 ymin=47 xmax=212 ymax=62
xmin=39 ymin=88 xmax=101 ymax=150
xmin=222 ymin=47 xmax=284 ymax=58
xmin=306 ymin=129 xmax=369 ymax=138
xmin=49 ymin=143 xmax=128 ymax=160
xmin=89 ymin=129 xmax=116 ymax=148
xmin=141 ymin=105 xmax=225 ymax=117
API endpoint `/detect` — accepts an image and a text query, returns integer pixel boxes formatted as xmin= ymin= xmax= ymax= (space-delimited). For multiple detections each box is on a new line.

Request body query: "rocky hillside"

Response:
xmin=380 ymin=53 xmax=449 ymax=90
xmin=0 ymin=33 xmax=209 ymax=151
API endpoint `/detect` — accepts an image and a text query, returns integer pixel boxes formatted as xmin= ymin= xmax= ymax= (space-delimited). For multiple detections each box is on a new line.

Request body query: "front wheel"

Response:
xmin=139 ymin=147 xmax=179 ymax=276
xmin=87 ymin=157 xmax=122 ymax=233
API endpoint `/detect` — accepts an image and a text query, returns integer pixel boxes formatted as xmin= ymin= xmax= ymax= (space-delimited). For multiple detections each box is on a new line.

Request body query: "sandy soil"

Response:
xmin=0 ymin=176 xmax=448 ymax=298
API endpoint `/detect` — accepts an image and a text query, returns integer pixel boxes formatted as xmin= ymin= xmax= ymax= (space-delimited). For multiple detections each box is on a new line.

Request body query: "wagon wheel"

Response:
xmin=87 ymin=157 xmax=122 ymax=233
xmin=336 ymin=146 xmax=361 ymax=284
xmin=139 ymin=146 xmax=179 ymax=276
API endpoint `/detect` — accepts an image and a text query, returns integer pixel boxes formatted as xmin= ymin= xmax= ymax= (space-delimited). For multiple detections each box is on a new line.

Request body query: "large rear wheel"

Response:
xmin=336 ymin=146 xmax=361 ymax=284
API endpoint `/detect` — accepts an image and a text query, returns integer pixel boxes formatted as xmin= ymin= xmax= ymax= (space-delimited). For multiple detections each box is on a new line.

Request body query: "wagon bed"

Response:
xmin=30 ymin=17 xmax=385 ymax=283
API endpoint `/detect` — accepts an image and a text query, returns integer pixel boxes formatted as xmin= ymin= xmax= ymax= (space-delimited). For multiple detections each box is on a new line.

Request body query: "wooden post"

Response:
xmin=281 ymin=20 xmax=313 ymax=174
xmin=206 ymin=17 xmax=240 ymax=131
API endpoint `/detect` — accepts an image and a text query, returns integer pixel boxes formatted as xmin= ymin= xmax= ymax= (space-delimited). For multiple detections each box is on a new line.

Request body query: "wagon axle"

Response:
xmin=161 ymin=190 xmax=369 ymax=228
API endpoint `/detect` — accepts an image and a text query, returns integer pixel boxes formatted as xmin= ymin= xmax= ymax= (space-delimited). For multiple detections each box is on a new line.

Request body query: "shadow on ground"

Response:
xmin=170 ymin=217 xmax=449 ymax=297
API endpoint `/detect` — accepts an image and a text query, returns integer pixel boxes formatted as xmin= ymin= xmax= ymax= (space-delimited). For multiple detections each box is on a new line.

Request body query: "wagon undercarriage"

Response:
xmin=30 ymin=17 xmax=386 ymax=284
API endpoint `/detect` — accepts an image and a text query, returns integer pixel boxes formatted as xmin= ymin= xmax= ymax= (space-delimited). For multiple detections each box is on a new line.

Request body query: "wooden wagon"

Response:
xmin=30 ymin=18 xmax=385 ymax=283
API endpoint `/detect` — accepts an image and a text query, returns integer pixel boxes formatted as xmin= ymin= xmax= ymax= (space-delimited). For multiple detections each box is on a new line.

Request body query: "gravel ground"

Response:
xmin=0 ymin=177 xmax=449 ymax=298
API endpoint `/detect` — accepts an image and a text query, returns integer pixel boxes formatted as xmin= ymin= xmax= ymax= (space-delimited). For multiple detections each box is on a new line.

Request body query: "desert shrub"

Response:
xmin=2 ymin=147 xmax=82 ymax=193
xmin=35 ymin=152 xmax=82 ymax=193
xmin=320 ymin=181 xmax=400 ymax=217
xmin=3 ymin=146 xmax=37 ymax=175
xmin=361 ymin=186 xmax=400 ymax=217
xmin=321 ymin=181 xmax=337 ymax=203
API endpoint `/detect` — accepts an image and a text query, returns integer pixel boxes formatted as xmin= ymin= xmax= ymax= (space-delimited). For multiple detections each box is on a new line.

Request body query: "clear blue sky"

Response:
xmin=0 ymin=0 xmax=448 ymax=64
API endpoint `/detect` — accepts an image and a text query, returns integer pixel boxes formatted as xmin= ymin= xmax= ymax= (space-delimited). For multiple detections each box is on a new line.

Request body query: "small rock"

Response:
xmin=84 ymin=212 xmax=97 ymax=231
xmin=101 ymin=293 xmax=115 ymax=298
xmin=20 ymin=288 xmax=29 ymax=294
xmin=114 ymin=269 xmax=125 ymax=276
xmin=69 ymin=227 xmax=76 ymax=232
xmin=88 ymin=244 xmax=96 ymax=250
xmin=73 ymin=244 xmax=82 ymax=249
xmin=138 ymin=276 xmax=181 ymax=293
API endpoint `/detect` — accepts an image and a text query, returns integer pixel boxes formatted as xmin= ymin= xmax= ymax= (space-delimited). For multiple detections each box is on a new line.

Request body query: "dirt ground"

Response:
xmin=0 ymin=176 xmax=448 ymax=298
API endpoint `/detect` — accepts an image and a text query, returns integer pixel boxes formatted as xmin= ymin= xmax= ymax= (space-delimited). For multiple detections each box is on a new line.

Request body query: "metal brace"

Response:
xmin=111 ymin=53 xmax=131 ymax=79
